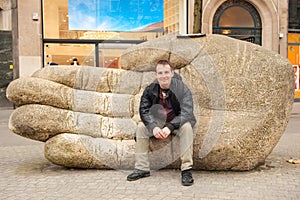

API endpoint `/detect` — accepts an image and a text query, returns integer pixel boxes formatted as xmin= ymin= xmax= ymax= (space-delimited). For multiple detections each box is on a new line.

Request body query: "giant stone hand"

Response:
xmin=7 ymin=34 xmax=294 ymax=170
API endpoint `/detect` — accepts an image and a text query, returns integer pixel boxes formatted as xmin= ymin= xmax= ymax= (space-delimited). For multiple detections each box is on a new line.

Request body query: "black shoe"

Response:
xmin=181 ymin=169 xmax=194 ymax=186
xmin=127 ymin=169 xmax=150 ymax=181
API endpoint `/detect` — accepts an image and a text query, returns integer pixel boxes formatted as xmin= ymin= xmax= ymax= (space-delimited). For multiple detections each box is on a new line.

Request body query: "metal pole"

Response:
xmin=95 ymin=42 xmax=99 ymax=67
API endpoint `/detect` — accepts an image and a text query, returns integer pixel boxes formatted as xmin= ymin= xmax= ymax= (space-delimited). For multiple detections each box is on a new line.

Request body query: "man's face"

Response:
xmin=155 ymin=63 xmax=174 ymax=89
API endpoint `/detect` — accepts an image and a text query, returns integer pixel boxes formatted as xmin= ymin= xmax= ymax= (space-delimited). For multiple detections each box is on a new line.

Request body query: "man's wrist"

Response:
xmin=166 ymin=123 xmax=175 ymax=132
xmin=148 ymin=123 xmax=157 ymax=135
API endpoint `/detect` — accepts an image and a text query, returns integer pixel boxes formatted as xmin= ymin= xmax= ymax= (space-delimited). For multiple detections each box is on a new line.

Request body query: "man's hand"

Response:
xmin=153 ymin=127 xmax=164 ymax=139
xmin=153 ymin=127 xmax=171 ymax=139
xmin=162 ymin=127 xmax=171 ymax=138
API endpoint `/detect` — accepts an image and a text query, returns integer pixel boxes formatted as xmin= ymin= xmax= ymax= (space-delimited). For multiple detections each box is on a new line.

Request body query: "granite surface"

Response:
xmin=7 ymin=34 xmax=294 ymax=170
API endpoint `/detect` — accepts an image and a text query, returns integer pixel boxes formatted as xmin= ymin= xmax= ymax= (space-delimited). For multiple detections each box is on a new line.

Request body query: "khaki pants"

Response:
xmin=135 ymin=122 xmax=193 ymax=171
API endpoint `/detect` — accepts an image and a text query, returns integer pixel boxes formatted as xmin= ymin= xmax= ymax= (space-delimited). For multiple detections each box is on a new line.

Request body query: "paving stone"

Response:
xmin=0 ymin=104 xmax=300 ymax=199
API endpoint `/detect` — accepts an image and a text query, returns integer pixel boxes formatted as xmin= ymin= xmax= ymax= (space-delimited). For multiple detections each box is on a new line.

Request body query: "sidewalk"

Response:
xmin=0 ymin=104 xmax=299 ymax=200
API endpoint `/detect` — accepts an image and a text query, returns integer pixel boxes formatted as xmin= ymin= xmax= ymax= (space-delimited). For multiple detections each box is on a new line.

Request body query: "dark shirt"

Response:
xmin=158 ymin=88 xmax=176 ymax=123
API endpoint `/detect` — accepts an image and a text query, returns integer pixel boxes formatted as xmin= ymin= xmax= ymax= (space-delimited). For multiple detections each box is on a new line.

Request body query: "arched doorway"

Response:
xmin=213 ymin=0 xmax=262 ymax=45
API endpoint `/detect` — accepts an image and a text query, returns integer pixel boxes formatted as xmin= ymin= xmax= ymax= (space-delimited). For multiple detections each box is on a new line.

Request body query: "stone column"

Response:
xmin=0 ymin=0 xmax=12 ymax=31
xmin=12 ymin=0 xmax=42 ymax=78
xmin=279 ymin=0 xmax=289 ymax=57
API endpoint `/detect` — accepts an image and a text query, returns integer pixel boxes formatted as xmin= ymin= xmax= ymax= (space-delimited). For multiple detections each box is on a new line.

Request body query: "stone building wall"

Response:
xmin=189 ymin=0 xmax=288 ymax=57
xmin=0 ymin=31 xmax=13 ymax=107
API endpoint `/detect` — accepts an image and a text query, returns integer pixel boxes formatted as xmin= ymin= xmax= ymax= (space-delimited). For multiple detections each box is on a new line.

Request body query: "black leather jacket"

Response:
xmin=139 ymin=73 xmax=196 ymax=134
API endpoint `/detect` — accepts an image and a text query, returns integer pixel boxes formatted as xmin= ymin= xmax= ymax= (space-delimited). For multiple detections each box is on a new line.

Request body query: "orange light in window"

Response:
xmin=222 ymin=30 xmax=231 ymax=35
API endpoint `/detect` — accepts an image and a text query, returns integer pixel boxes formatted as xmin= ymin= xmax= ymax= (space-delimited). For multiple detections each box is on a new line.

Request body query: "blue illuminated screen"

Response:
xmin=68 ymin=0 xmax=164 ymax=31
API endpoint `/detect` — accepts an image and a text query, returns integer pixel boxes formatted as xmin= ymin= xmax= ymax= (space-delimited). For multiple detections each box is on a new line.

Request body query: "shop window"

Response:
xmin=288 ymin=1 xmax=300 ymax=99
xmin=42 ymin=0 xmax=170 ymax=67
xmin=44 ymin=0 xmax=164 ymax=39
xmin=289 ymin=0 xmax=300 ymax=30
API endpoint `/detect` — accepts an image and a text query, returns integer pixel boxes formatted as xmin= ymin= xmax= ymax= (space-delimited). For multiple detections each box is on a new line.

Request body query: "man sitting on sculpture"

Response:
xmin=127 ymin=60 xmax=196 ymax=186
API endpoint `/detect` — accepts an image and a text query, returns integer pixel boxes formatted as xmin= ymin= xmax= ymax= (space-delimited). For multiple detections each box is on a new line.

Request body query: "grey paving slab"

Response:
xmin=0 ymin=104 xmax=299 ymax=200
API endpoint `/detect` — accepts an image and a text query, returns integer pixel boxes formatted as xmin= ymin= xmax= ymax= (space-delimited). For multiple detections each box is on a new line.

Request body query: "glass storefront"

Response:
xmin=42 ymin=0 xmax=168 ymax=67
xmin=288 ymin=34 xmax=300 ymax=99
xmin=288 ymin=0 xmax=300 ymax=99
xmin=44 ymin=43 xmax=95 ymax=66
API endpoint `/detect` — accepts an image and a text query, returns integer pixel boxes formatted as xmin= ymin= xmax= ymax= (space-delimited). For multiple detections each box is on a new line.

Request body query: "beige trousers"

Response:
xmin=135 ymin=122 xmax=194 ymax=171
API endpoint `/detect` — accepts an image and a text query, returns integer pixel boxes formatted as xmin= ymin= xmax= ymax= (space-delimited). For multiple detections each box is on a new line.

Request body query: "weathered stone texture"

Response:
xmin=7 ymin=77 xmax=134 ymax=117
xmin=7 ymin=34 xmax=294 ymax=170
xmin=32 ymin=66 xmax=147 ymax=95
xmin=9 ymin=104 xmax=137 ymax=141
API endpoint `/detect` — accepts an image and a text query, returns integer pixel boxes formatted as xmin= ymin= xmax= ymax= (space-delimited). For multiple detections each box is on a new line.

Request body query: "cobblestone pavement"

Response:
xmin=0 ymin=104 xmax=299 ymax=200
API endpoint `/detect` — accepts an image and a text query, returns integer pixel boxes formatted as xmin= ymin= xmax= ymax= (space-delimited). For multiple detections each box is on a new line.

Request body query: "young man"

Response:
xmin=127 ymin=60 xmax=196 ymax=186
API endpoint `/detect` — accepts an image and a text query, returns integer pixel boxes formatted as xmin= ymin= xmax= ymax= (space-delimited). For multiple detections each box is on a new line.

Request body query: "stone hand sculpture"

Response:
xmin=7 ymin=34 xmax=294 ymax=170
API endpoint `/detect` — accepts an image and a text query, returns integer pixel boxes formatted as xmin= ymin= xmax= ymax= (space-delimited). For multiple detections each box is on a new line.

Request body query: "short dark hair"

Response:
xmin=156 ymin=60 xmax=174 ymax=69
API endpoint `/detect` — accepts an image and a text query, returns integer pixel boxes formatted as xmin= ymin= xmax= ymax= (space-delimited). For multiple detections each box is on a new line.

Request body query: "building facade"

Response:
xmin=1 ymin=0 xmax=299 ymax=102
xmin=198 ymin=0 xmax=289 ymax=56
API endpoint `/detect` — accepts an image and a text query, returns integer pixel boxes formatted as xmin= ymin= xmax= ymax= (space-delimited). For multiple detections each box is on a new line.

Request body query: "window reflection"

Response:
xmin=219 ymin=7 xmax=254 ymax=27
xmin=45 ymin=43 xmax=94 ymax=66
xmin=213 ymin=1 xmax=262 ymax=45
xmin=43 ymin=0 xmax=170 ymax=67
